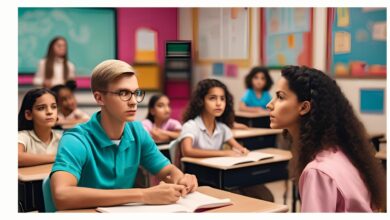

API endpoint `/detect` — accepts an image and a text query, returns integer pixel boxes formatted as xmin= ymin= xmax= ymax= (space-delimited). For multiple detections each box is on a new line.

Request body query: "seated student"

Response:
xmin=49 ymin=59 xmax=197 ymax=211
xmin=266 ymin=66 xmax=386 ymax=212
xmin=239 ymin=66 xmax=273 ymax=113
xmin=142 ymin=94 xmax=182 ymax=143
xmin=179 ymin=78 xmax=249 ymax=158
xmin=50 ymin=81 xmax=90 ymax=128
xmin=178 ymin=79 xmax=274 ymax=202
xmin=18 ymin=88 xmax=61 ymax=167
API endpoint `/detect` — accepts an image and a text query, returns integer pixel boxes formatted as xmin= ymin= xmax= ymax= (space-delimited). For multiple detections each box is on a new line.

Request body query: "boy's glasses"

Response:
xmin=100 ymin=89 xmax=145 ymax=103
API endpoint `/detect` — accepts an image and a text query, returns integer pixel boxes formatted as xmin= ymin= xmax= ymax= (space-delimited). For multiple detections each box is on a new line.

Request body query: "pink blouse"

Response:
xmin=299 ymin=147 xmax=372 ymax=212
xmin=142 ymin=118 xmax=182 ymax=133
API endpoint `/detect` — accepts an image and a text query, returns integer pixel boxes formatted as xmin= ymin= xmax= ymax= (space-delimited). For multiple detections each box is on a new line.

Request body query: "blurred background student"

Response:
xmin=142 ymin=94 xmax=182 ymax=143
xmin=18 ymin=88 xmax=61 ymax=167
xmin=33 ymin=36 xmax=76 ymax=88
xmin=239 ymin=66 xmax=273 ymax=114
xmin=50 ymin=80 xmax=89 ymax=129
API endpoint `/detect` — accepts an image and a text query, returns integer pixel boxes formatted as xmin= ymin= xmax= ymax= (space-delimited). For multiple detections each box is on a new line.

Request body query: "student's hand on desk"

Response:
xmin=226 ymin=147 xmax=249 ymax=157
xmin=142 ymin=181 xmax=185 ymax=204
xmin=234 ymin=147 xmax=250 ymax=156
xmin=175 ymin=173 xmax=198 ymax=196
xmin=150 ymin=128 xmax=170 ymax=142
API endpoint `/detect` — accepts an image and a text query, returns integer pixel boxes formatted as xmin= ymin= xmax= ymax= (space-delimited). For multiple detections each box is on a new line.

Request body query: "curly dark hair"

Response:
xmin=182 ymin=79 xmax=235 ymax=128
xmin=282 ymin=65 xmax=386 ymax=211
xmin=245 ymin=66 xmax=273 ymax=91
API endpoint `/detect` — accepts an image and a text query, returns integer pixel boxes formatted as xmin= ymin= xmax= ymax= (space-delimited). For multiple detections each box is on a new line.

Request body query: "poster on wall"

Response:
xmin=260 ymin=8 xmax=313 ymax=68
xmin=327 ymin=8 xmax=386 ymax=78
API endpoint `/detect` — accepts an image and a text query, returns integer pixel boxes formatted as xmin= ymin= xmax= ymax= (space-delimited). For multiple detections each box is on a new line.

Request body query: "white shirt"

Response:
xmin=18 ymin=130 xmax=61 ymax=155
xmin=178 ymin=116 xmax=233 ymax=150
xmin=33 ymin=58 xmax=75 ymax=87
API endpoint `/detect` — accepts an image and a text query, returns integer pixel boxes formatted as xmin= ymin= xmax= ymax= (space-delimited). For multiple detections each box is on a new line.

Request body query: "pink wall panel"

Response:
xmin=117 ymin=8 xmax=178 ymax=65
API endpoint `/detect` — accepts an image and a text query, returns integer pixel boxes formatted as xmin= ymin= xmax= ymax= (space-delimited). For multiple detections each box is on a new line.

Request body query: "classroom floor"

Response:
xmin=265 ymin=179 xmax=300 ymax=213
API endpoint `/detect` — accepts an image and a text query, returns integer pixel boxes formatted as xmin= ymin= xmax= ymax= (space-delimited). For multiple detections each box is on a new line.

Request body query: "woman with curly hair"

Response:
xmin=178 ymin=79 xmax=249 ymax=157
xmin=266 ymin=66 xmax=386 ymax=212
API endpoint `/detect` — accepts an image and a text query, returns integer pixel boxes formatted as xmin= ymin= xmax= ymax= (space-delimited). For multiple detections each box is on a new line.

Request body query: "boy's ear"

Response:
xmin=93 ymin=91 xmax=105 ymax=106
xmin=299 ymin=101 xmax=311 ymax=116
xmin=25 ymin=110 xmax=33 ymax=121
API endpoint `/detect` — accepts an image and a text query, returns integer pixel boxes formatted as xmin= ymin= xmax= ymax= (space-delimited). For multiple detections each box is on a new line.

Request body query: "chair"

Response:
xmin=168 ymin=139 xmax=184 ymax=170
xmin=42 ymin=176 xmax=56 ymax=212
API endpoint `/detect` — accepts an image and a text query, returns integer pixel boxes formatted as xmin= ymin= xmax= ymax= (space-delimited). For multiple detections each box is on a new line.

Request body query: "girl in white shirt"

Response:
xmin=18 ymin=88 xmax=61 ymax=167
xmin=33 ymin=36 xmax=75 ymax=88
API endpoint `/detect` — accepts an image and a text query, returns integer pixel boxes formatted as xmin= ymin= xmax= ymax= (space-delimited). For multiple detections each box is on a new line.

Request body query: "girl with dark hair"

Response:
xmin=239 ymin=66 xmax=273 ymax=113
xmin=142 ymin=94 xmax=182 ymax=143
xmin=179 ymin=79 xmax=249 ymax=157
xmin=33 ymin=36 xmax=75 ymax=88
xmin=18 ymin=88 xmax=61 ymax=167
xmin=266 ymin=66 xmax=386 ymax=212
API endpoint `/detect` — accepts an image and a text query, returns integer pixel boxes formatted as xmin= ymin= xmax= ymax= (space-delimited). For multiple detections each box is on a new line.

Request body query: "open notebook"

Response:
xmin=200 ymin=151 xmax=274 ymax=167
xmin=96 ymin=191 xmax=232 ymax=213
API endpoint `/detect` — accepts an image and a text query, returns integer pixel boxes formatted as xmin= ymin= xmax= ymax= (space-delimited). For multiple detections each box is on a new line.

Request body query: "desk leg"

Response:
xmin=292 ymin=183 xmax=300 ymax=212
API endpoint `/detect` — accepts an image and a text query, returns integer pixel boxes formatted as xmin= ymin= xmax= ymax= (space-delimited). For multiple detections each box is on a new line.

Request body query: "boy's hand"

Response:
xmin=142 ymin=182 xmax=185 ymax=204
xmin=175 ymin=174 xmax=198 ymax=196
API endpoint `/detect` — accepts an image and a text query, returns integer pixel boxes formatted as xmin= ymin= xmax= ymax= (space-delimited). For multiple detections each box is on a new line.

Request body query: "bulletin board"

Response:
xmin=193 ymin=8 xmax=252 ymax=67
xmin=18 ymin=8 xmax=116 ymax=76
xmin=327 ymin=8 xmax=386 ymax=78
xmin=260 ymin=8 xmax=313 ymax=68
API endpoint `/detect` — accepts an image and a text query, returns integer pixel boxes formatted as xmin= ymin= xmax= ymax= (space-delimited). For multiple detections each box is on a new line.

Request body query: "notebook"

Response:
xmin=96 ymin=191 xmax=232 ymax=213
xmin=200 ymin=151 xmax=274 ymax=167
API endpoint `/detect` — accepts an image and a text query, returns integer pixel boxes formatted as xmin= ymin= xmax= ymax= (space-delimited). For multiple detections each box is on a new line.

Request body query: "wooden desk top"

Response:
xmin=181 ymin=148 xmax=292 ymax=170
xmin=375 ymin=151 xmax=387 ymax=160
xmin=232 ymin=128 xmax=283 ymax=139
xmin=235 ymin=111 xmax=269 ymax=118
xmin=18 ymin=163 xmax=52 ymax=182
xmin=58 ymin=186 xmax=288 ymax=213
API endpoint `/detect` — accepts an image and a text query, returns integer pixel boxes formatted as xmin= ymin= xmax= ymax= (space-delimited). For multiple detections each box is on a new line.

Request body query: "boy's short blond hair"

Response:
xmin=91 ymin=59 xmax=136 ymax=92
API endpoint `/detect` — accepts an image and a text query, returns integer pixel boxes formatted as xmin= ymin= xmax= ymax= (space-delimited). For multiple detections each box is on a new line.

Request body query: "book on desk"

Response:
xmin=96 ymin=191 xmax=232 ymax=213
xmin=200 ymin=151 xmax=274 ymax=167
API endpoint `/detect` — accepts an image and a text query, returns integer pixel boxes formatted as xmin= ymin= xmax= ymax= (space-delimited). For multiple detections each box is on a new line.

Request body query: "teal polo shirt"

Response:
xmin=51 ymin=111 xmax=170 ymax=189
xmin=241 ymin=89 xmax=272 ymax=109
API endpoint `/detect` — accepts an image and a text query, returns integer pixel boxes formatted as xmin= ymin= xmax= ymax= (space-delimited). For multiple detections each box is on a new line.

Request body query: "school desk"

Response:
xmin=181 ymin=148 xmax=291 ymax=191
xmin=18 ymin=164 xmax=53 ymax=212
xmin=232 ymin=128 xmax=283 ymax=150
xmin=58 ymin=186 xmax=288 ymax=213
xmin=235 ymin=110 xmax=270 ymax=128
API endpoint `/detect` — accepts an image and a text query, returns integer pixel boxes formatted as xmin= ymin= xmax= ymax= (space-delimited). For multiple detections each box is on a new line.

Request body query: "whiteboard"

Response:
xmin=18 ymin=8 xmax=116 ymax=76
xmin=195 ymin=8 xmax=251 ymax=66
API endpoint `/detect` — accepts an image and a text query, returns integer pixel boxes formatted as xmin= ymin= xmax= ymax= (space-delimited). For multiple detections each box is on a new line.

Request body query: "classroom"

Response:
xmin=17 ymin=7 xmax=387 ymax=213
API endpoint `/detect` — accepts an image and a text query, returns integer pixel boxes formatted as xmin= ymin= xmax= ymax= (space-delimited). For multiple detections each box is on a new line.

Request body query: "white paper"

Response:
xmin=372 ymin=22 xmax=387 ymax=41
xmin=201 ymin=152 xmax=274 ymax=167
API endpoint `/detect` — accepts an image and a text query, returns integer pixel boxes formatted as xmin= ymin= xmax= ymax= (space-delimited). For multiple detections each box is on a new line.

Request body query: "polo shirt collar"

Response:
xmin=194 ymin=116 xmax=221 ymax=136
xmin=28 ymin=130 xmax=56 ymax=144
xmin=85 ymin=111 xmax=134 ymax=150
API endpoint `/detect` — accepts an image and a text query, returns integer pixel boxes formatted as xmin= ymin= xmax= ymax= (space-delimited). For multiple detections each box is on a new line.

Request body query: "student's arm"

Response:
xmin=51 ymin=171 xmax=185 ymax=210
xmin=233 ymin=122 xmax=249 ymax=130
xmin=226 ymin=138 xmax=249 ymax=155
xmin=150 ymin=128 xmax=171 ymax=143
xmin=33 ymin=59 xmax=45 ymax=86
xmin=155 ymin=164 xmax=198 ymax=195
xmin=67 ymin=62 xmax=76 ymax=80
xmin=18 ymin=143 xmax=55 ymax=167
xmin=158 ymin=129 xmax=181 ymax=139
xmin=180 ymin=137 xmax=240 ymax=158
